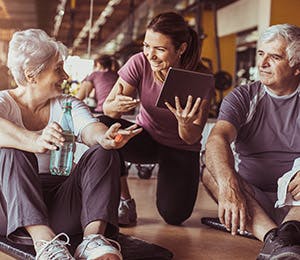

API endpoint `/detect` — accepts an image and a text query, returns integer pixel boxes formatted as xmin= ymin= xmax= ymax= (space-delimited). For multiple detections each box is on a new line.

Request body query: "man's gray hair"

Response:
xmin=7 ymin=29 xmax=68 ymax=86
xmin=259 ymin=24 xmax=300 ymax=67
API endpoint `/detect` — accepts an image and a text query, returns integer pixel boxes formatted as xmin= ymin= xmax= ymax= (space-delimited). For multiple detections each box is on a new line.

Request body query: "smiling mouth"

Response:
xmin=259 ymin=70 xmax=271 ymax=75
xmin=151 ymin=63 xmax=160 ymax=67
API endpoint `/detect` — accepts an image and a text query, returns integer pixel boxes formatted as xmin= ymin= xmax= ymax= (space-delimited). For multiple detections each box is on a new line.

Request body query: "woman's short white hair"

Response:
xmin=259 ymin=24 xmax=300 ymax=67
xmin=7 ymin=29 xmax=68 ymax=86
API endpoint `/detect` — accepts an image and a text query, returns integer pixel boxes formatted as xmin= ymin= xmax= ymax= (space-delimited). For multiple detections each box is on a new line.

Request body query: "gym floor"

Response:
xmin=0 ymin=175 xmax=262 ymax=260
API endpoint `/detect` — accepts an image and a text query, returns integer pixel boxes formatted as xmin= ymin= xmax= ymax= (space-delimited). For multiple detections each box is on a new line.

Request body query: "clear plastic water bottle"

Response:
xmin=50 ymin=101 xmax=75 ymax=176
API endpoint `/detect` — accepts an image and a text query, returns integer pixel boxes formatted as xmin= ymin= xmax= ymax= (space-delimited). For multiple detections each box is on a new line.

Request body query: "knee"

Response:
xmin=157 ymin=204 xmax=192 ymax=226
xmin=85 ymin=145 xmax=120 ymax=177
xmin=0 ymin=148 xmax=38 ymax=172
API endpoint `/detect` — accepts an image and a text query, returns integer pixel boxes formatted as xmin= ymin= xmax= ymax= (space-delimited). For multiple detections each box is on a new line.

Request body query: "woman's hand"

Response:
xmin=98 ymin=122 xmax=143 ymax=150
xmin=111 ymin=84 xmax=140 ymax=113
xmin=165 ymin=95 xmax=201 ymax=127
xmin=34 ymin=122 xmax=65 ymax=153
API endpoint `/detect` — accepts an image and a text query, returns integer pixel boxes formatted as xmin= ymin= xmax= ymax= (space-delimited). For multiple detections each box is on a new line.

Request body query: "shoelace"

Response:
xmin=35 ymin=232 xmax=72 ymax=260
xmin=80 ymin=234 xmax=121 ymax=255
xmin=120 ymin=199 xmax=132 ymax=210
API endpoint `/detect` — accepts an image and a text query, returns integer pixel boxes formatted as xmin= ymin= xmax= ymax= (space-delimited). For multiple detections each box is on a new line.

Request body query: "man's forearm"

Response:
xmin=205 ymin=135 xmax=238 ymax=187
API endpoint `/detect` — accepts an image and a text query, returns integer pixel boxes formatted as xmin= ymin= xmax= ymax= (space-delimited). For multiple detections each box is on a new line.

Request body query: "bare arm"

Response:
xmin=103 ymin=77 xmax=139 ymax=119
xmin=0 ymin=117 xmax=63 ymax=153
xmin=75 ymin=81 xmax=94 ymax=100
xmin=205 ymin=120 xmax=250 ymax=235
xmin=205 ymin=120 xmax=237 ymax=185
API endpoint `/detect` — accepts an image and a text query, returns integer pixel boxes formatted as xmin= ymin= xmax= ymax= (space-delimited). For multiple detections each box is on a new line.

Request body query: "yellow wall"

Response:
xmin=200 ymin=0 xmax=300 ymax=110
xmin=201 ymin=10 xmax=217 ymax=73
xmin=219 ymin=33 xmax=236 ymax=97
xmin=201 ymin=10 xmax=236 ymax=101
xmin=270 ymin=0 xmax=300 ymax=26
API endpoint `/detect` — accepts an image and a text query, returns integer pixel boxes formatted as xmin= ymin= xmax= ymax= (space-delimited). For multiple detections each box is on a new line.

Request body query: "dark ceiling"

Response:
xmin=0 ymin=0 xmax=237 ymax=59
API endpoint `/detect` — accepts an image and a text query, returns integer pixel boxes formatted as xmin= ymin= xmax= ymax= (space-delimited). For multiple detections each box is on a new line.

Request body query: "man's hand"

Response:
xmin=34 ymin=122 xmax=64 ymax=153
xmin=218 ymin=180 xmax=251 ymax=236
xmin=98 ymin=123 xmax=142 ymax=150
xmin=288 ymin=171 xmax=300 ymax=201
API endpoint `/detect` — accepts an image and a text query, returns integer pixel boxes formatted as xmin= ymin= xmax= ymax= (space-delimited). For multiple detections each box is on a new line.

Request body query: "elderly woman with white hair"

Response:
xmin=0 ymin=29 xmax=141 ymax=260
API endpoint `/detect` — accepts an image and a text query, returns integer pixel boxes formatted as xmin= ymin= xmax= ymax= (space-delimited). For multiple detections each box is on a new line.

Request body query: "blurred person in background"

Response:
xmin=76 ymin=55 xmax=119 ymax=114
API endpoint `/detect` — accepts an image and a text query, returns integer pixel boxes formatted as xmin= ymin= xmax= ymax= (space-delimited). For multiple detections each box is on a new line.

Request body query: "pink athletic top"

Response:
xmin=118 ymin=52 xmax=202 ymax=151
xmin=85 ymin=70 xmax=118 ymax=112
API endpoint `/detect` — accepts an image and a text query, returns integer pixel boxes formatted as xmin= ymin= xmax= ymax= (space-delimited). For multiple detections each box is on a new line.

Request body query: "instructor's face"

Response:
xmin=143 ymin=29 xmax=181 ymax=76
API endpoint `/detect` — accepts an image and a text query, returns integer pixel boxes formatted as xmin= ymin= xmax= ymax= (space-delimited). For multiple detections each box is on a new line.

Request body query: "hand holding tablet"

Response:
xmin=155 ymin=67 xmax=215 ymax=108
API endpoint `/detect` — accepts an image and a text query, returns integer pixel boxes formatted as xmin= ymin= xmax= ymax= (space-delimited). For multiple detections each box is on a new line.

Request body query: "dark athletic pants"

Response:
xmin=99 ymin=115 xmax=200 ymax=225
xmin=0 ymin=145 xmax=120 ymax=240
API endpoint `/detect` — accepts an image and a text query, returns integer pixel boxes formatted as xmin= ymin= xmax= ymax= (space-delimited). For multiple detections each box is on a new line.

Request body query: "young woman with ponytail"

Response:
xmin=102 ymin=12 xmax=212 ymax=226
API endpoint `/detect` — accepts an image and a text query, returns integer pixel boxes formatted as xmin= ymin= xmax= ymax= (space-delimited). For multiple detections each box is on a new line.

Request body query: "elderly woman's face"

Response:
xmin=143 ymin=29 xmax=182 ymax=75
xmin=35 ymin=54 xmax=68 ymax=96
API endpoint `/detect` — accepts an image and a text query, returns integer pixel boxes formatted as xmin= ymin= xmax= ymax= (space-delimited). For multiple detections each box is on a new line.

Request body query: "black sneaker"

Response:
xmin=257 ymin=221 xmax=300 ymax=260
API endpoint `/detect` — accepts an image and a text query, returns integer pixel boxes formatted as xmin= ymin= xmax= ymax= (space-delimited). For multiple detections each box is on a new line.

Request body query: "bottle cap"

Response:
xmin=63 ymin=101 xmax=72 ymax=109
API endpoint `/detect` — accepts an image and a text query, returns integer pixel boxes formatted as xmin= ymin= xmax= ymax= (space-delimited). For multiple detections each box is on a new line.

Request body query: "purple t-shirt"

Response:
xmin=118 ymin=52 xmax=201 ymax=151
xmin=218 ymin=81 xmax=300 ymax=192
xmin=85 ymin=70 xmax=118 ymax=112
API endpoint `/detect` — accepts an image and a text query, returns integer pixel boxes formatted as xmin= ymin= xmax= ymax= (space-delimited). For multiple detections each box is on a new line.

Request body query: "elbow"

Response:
xmin=185 ymin=138 xmax=197 ymax=145
xmin=102 ymin=102 xmax=112 ymax=116
xmin=103 ymin=102 xmax=121 ymax=119
xmin=102 ymin=102 xmax=109 ymax=115
xmin=182 ymin=135 xmax=202 ymax=145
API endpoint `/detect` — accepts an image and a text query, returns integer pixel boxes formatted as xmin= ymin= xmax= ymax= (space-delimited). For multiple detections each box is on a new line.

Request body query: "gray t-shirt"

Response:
xmin=218 ymin=81 xmax=300 ymax=192
xmin=0 ymin=91 xmax=97 ymax=173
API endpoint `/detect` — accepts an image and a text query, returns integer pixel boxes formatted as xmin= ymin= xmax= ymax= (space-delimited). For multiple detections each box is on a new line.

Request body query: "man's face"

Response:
xmin=257 ymin=37 xmax=299 ymax=92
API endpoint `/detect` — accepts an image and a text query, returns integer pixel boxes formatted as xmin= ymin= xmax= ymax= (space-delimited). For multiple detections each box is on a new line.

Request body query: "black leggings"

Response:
xmin=99 ymin=115 xmax=201 ymax=225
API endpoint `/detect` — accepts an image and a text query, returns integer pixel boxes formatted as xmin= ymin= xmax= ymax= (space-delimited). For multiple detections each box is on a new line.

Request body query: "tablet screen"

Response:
xmin=155 ymin=67 xmax=214 ymax=108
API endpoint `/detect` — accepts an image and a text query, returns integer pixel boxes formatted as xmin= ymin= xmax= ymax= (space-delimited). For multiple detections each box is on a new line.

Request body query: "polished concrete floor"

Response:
xmin=0 ymin=177 xmax=262 ymax=259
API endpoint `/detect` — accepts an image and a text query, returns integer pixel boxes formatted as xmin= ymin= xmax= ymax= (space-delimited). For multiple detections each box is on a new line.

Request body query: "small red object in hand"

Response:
xmin=114 ymin=134 xmax=123 ymax=143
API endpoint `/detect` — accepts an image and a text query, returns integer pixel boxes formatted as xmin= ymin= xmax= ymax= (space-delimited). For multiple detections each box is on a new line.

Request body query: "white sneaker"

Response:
xmin=74 ymin=234 xmax=122 ymax=260
xmin=35 ymin=233 xmax=74 ymax=260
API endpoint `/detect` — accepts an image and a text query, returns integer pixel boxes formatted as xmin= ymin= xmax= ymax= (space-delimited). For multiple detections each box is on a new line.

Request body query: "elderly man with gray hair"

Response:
xmin=202 ymin=23 xmax=300 ymax=259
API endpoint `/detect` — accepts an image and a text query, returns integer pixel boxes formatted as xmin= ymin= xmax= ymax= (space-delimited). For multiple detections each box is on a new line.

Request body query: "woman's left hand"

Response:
xmin=165 ymin=95 xmax=201 ymax=127
xmin=99 ymin=122 xmax=143 ymax=150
